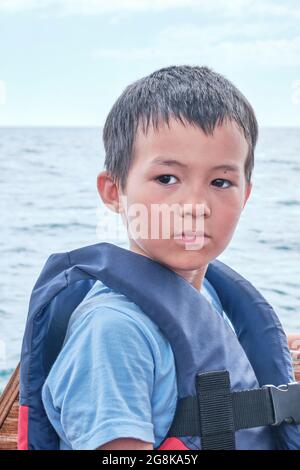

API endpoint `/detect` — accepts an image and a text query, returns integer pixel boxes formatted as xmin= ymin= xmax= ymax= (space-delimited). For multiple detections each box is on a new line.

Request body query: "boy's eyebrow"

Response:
xmin=149 ymin=157 xmax=240 ymax=172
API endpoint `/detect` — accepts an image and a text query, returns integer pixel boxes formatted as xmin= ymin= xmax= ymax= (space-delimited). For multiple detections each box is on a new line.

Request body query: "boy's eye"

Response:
xmin=212 ymin=179 xmax=233 ymax=189
xmin=155 ymin=175 xmax=178 ymax=185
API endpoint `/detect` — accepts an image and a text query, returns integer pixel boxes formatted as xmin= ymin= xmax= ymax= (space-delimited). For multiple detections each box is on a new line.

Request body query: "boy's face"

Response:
xmin=99 ymin=117 xmax=252 ymax=290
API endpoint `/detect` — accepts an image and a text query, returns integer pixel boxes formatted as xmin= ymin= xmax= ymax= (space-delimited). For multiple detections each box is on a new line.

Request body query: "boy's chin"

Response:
xmin=149 ymin=247 xmax=211 ymax=271
xmin=163 ymin=258 xmax=209 ymax=273
xmin=129 ymin=238 xmax=212 ymax=267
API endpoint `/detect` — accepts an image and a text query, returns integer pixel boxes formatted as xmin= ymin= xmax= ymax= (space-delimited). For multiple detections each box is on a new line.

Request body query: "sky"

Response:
xmin=0 ymin=0 xmax=299 ymax=127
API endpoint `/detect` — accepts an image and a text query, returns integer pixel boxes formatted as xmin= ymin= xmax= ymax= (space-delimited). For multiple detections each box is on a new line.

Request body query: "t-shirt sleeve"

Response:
xmin=42 ymin=307 xmax=156 ymax=450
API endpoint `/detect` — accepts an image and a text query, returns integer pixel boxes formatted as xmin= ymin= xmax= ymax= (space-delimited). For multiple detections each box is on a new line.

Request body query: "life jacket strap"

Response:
xmin=167 ymin=371 xmax=300 ymax=450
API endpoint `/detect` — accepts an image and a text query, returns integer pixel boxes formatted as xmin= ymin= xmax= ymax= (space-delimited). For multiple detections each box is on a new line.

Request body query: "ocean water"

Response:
xmin=0 ymin=126 xmax=299 ymax=393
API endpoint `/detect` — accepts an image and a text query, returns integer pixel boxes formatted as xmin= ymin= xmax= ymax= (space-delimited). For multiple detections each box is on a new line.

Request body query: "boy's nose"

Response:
xmin=178 ymin=200 xmax=211 ymax=218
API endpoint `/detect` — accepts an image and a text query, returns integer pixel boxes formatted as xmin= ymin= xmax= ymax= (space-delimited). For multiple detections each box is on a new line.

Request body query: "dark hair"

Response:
xmin=103 ymin=65 xmax=258 ymax=192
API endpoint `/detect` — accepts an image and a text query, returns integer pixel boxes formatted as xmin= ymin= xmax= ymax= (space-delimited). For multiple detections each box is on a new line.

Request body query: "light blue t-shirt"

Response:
xmin=42 ymin=276 xmax=234 ymax=450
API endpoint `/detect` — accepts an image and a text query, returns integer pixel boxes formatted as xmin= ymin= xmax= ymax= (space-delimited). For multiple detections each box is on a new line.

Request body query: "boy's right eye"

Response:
xmin=155 ymin=175 xmax=178 ymax=185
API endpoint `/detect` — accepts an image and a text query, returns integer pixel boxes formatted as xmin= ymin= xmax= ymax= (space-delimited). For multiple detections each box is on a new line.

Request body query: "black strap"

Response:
xmin=196 ymin=370 xmax=235 ymax=450
xmin=167 ymin=371 xmax=300 ymax=450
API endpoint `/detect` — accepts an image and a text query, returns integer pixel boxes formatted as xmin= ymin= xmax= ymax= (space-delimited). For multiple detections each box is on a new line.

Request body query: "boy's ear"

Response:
xmin=97 ymin=171 xmax=123 ymax=213
xmin=243 ymin=181 xmax=253 ymax=209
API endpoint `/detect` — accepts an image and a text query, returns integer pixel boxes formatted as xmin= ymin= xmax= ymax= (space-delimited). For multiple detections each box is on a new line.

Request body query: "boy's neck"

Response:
xmin=127 ymin=241 xmax=207 ymax=292
xmin=171 ymin=266 xmax=207 ymax=292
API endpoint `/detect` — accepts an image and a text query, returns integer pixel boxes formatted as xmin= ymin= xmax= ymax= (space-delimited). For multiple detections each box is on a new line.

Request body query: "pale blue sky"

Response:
xmin=0 ymin=0 xmax=299 ymax=126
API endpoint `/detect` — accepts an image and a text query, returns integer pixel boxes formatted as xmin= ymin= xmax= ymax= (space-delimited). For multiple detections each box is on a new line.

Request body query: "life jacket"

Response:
xmin=17 ymin=242 xmax=300 ymax=450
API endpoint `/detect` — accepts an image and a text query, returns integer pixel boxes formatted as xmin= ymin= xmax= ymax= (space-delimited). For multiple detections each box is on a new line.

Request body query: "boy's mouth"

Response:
xmin=174 ymin=231 xmax=211 ymax=242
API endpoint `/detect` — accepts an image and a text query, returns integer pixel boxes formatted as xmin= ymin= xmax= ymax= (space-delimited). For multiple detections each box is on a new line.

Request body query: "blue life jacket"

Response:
xmin=17 ymin=242 xmax=300 ymax=450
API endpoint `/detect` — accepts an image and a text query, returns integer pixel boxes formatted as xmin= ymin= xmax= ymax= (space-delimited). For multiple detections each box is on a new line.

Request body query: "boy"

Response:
xmin=41 ymin=65 xmax=255 ymax=450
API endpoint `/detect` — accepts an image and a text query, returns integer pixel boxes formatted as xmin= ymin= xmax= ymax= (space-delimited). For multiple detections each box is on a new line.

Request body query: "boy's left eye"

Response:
xmin=212 ymin=179 xmax=233 ymax=189
xmin=155 ymin=175 xmax=178 ymax=185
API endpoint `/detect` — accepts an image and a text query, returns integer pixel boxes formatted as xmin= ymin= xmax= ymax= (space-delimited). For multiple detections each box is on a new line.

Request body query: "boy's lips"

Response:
xmin=174 ymin=231 xmax=211 ymax=239
xmin=173 ymin=231 xmax=211 ymax=245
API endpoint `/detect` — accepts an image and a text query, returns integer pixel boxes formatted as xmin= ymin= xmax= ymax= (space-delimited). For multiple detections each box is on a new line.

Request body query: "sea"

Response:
xmin=0 ymin=126 xmax=299 ymax=392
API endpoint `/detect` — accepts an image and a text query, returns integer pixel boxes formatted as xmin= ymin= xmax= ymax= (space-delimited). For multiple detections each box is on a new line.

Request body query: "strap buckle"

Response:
xmin=263 ymin=382 xmax=300 ymax=426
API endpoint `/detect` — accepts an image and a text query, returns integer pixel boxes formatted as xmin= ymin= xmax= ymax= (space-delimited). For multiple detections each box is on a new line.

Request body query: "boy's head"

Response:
xmin=97 ymin=65 xmax=256 ymax=289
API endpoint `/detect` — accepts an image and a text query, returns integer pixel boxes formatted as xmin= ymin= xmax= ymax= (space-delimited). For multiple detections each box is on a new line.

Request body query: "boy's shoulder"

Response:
xmin=64 ymin=279 xmax=169 ymax=348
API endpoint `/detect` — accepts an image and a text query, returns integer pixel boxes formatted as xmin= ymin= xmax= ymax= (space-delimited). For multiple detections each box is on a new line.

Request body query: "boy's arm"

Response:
xmin=97 ymin=438 xmax=153 ymax=450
